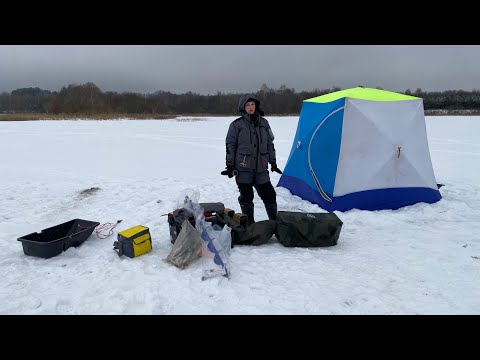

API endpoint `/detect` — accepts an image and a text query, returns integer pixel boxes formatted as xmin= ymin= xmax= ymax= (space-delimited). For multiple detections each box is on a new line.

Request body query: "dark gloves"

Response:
xmin=221 ymin=165 xmax=236 ymax=178
xmin=270 ymin=163 xmax=283 ymax=174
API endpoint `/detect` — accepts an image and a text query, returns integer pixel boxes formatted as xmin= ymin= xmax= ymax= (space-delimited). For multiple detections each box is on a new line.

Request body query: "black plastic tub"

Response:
xmin=18 ymin=219 xmax=100 ymax=259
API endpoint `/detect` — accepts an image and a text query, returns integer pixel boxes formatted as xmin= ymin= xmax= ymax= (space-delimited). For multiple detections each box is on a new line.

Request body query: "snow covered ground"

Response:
xmin=0 ymin=115 xmax=479 ymax=314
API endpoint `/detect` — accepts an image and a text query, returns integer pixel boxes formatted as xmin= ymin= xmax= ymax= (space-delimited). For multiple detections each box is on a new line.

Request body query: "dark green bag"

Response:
xmin=215 ymin=212 xmax=276 ymax=246
xmin=233 ymin=220 xmax=277 ymax=246
xmin=276 ymin=211 xmax=343 ymax=247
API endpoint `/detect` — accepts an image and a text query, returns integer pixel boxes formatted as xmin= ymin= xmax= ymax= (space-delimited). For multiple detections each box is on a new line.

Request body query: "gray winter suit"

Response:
xmin=224 ymin=93 xmax=278 ymax=223
xmin=225 ymin=94 xmax=277 ymax=185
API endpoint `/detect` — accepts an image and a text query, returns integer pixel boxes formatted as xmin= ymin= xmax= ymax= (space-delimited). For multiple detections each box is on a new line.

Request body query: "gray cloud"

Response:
xmin=1 ymin=45 xmax=479 ymax=94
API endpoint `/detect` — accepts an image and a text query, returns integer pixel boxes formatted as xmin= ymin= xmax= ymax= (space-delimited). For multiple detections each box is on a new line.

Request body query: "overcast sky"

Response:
xmin=1 ymin=45 xmax=479 ymax=95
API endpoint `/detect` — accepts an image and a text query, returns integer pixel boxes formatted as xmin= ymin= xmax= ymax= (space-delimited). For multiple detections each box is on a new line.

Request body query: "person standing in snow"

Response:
xmin=221 ymin=93 xmax=282 ymax=225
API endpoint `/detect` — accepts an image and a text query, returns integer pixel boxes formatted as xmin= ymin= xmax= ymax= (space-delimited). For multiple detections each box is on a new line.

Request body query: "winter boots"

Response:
xmin=240 ymin=203 xmax=255 ymax=226
xmin=265 ymin=203 xmax=278 ymax=221
xmin=240 ymin=202 xmax=278 ymax=224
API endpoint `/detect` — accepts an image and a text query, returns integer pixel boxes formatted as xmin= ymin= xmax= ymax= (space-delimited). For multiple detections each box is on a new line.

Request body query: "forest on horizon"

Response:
xmin=2 ymin=82 xmax=480 ymax=118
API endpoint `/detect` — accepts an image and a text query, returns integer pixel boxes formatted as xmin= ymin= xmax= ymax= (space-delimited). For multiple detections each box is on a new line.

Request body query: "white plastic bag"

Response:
xmin=182 ymin=194 xmax=232 ymax=280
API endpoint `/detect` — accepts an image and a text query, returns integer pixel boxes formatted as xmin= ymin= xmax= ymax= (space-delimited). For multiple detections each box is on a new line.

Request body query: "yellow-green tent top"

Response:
xmin=305 ymin=87 xmax=420 ymax=103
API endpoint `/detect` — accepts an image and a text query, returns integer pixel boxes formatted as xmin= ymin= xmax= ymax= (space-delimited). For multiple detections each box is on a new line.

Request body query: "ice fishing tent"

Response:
xmin=277 ymin=87 xmax=442 ymax=212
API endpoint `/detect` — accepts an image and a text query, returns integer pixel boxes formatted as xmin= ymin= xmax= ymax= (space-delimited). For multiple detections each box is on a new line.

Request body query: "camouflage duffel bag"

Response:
xmin=276 ymin=211 xmax=343 ymax=247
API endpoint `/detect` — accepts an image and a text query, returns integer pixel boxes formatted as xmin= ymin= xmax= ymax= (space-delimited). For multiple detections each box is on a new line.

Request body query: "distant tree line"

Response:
xmin=1 ymin=82 xmax=480 ymax=115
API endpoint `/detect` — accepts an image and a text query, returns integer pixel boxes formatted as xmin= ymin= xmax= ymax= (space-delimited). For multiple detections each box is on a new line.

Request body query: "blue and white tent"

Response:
xmin=277 ymin=87 xmax=442 ymax=212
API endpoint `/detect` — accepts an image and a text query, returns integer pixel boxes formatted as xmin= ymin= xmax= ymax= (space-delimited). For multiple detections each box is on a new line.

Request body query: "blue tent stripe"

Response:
xmin=277 ymin=175 xmax=441 ymax=211
xmin=331 ymin=187 xmax=442 ymax=211
xmin=281 ymin=98 xmax=344 ymax=196
xmin=308 ymin=104 xmax=344 ymax=195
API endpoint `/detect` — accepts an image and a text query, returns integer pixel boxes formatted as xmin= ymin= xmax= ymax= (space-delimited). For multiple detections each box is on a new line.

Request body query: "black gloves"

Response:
xmin=270 ymin=163 xmax=283 ymax=174
xmin=221 ymin=165 xmax=236 ymax=178
xmin=222 ymin=164 xmax=281 ymax=177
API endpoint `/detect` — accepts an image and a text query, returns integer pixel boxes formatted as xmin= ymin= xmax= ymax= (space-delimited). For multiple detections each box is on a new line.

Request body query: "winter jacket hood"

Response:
xmin=238 ymin=93 xmax=264 ymax=116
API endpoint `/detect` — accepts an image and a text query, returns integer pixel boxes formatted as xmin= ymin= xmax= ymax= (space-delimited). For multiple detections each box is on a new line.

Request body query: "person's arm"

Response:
xmin=267 ymin=122 xmax=282 ymax=174
xmin=266 ymin=122 xmax=276 ymax=165
xmin=225 ymin=122 xmax=238 ymax=167
xmin=221 ymin=122 xmax=239 ymax=177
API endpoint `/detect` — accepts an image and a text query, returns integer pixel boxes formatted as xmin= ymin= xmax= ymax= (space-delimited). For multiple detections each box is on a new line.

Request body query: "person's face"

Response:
xmin=245 ymin=101 xmax=256 ymax=114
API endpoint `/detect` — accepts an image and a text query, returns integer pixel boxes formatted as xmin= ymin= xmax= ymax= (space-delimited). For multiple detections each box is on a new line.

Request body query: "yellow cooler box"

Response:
xmin=114 ymin=225 xmax=152 ymax=258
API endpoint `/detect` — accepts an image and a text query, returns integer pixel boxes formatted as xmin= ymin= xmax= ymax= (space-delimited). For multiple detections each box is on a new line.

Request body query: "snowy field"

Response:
xmin=0 ymin=115 xmax=479 ymax=314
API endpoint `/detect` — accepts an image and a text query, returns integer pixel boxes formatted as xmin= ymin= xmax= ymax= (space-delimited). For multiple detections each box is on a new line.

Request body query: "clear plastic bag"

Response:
xmin=164 ymin=219 xmax=203 ymax=269
xmin=181 ymin=193 xmax=232 ymax=280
